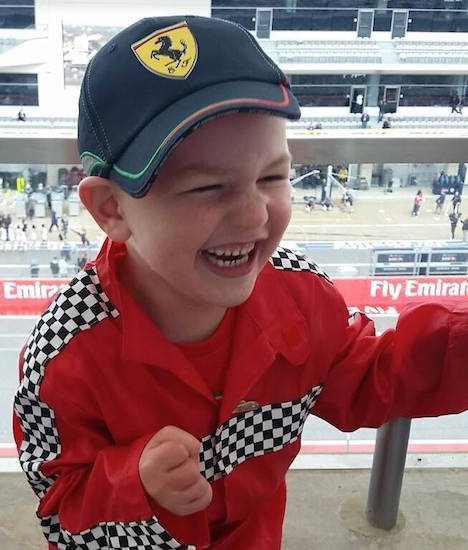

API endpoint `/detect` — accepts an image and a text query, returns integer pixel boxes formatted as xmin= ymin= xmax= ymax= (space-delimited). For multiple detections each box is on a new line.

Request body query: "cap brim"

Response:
xmin=109 ymin=80 xmax=301 ymax=197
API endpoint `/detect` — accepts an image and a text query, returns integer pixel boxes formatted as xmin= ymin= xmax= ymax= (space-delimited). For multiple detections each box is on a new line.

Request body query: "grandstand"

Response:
xmin=1 ymin=2 xmax=468 ymax=549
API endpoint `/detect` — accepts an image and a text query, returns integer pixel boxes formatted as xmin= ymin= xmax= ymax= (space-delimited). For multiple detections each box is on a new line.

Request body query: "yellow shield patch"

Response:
xmin=131 ymin=21 xmax=198 ymax=79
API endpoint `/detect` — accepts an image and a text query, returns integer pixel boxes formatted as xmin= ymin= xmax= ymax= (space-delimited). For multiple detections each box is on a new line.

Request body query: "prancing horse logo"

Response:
xmin=132 ymin=22 xmax=198 ymax=79
xmin=150 ymin=35 xmax=188 ymax=73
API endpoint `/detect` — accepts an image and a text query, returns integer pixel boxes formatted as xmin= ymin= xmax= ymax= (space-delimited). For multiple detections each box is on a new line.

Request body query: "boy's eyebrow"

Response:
xmin=175 ymin=153 xmax=293 ymax=179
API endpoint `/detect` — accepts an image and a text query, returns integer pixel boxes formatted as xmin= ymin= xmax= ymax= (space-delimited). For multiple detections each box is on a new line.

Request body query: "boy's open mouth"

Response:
xmin=201 ymin=242 xmax=256 ymax=268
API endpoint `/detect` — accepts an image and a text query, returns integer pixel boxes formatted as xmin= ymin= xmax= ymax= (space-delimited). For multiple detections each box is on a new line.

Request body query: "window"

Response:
xmin=0 ymin=1 xmax=35 ymax=29
xmin=0 ymin=73 xmax=38 ymax=106
xmin=291 ymin=74 xmax=466 ymax=107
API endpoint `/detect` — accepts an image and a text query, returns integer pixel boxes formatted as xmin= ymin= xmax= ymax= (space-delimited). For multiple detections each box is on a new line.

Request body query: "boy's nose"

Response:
xmin=228 ymin=189 xmax=269 ymax=230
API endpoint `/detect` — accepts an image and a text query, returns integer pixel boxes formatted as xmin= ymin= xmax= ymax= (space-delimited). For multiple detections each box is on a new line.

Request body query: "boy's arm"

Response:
xmin=313 ymin=291 xmax=468 ymax=431
xmin=13 ymin=351 xmax=205 ymax=550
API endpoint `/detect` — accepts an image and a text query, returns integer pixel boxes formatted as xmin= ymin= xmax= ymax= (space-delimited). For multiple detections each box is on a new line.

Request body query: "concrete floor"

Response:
xmin=3 ymin=185 xmax=466 ymax=246
xmin=1 ymin=469 xmax=467 ymax=549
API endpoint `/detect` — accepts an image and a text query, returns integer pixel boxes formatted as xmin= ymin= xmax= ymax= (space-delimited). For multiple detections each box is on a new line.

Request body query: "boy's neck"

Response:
xmin=118 ymin=253 xmax=227 ymax=344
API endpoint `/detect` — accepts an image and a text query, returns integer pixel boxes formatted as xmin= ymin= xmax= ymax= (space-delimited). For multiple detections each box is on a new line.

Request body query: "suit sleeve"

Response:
xmin=12 ymin=351 xmax=190 ymax=550
xmin=313 ymin=285 xmax=468 ymax=432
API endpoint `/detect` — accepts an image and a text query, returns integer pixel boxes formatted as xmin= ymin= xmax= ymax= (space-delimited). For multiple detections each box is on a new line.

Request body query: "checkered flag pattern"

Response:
xmin=199 ymin=385 xmax=322 ymax=482
xmin=14 ymin=268 xmax=120 ymax=500
xmin=270 ymin=247 xmax=331 ymax=282
xmin=14 ymin=268 xmax=190 ymax=549
xmin=41 ymin=514 xmax=193 ymax=550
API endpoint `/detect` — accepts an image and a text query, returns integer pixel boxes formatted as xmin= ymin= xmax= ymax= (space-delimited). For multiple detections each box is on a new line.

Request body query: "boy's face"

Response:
xmin=119 ymin=112 xmax=292 ymax=313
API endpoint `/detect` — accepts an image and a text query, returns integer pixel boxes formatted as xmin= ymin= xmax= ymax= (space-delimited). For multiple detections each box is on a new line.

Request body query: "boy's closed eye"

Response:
xmin=258 ymin=174 xmax=289 ymax=184
xmin=186 ymin=174 xmax=288 ymax=194
xmin=185 ymin=184 xmax=223 ymax=194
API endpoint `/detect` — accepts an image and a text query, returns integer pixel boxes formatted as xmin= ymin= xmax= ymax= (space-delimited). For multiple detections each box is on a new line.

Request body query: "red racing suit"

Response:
xmin=13 ymin=239 xmax=468 ymax=550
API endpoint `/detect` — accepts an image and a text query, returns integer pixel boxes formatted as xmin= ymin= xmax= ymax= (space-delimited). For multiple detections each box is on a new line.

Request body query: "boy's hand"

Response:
xmin=139 ymin=426 xmax=212 ymax=516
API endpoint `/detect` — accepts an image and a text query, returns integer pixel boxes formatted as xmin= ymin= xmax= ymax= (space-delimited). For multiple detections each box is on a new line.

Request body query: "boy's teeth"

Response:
xmin=205 ymin=254 xmax=250 ymax=268
xmin=205 ymin=243 xmax=255 ymax=257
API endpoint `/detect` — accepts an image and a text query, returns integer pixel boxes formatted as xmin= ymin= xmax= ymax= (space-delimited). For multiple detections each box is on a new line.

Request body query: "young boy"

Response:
xmin=13 ymin=15 xmax=468 ymax=550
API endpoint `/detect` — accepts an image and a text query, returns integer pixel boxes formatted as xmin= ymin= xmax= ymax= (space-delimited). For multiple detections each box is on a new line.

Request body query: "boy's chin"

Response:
xmin=209 ymin=283 xmax=256 ymax=309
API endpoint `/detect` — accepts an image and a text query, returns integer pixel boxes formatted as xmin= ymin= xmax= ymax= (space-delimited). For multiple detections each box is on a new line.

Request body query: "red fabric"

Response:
xmin=175 ymin=307 xmax=236 ymax=531
xmin=176 ymin=307 xmax=235 ymax=396
xmin=13 ymin=238 xmax=468 ymax=550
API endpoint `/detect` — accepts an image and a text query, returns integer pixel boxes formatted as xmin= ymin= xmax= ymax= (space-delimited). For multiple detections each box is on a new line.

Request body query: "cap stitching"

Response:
xmin=80 ymin=92 xmax=106 ymax=160
xmin=221 ymin=19 xmax=283 ymax=81
xmin=86 ymin=56 xmax=113 ymax=159
xmin=80 ymin=152 xmax=108 ymax=176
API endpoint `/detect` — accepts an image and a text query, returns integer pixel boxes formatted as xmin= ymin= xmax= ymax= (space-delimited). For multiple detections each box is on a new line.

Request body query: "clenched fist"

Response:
xmin=139 ymin=425 xmax=213 ymax=516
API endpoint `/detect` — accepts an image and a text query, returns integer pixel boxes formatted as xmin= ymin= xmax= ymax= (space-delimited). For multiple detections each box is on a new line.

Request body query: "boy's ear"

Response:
xmin=78 ymin=176 xmax=130 ymax=242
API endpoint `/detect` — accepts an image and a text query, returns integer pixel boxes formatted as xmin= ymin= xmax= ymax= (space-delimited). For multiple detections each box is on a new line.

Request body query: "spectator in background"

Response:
xmin=15 ymin=224 xmax=24 ymax=243
xmin=61 ymin=241 xmax=72 ymax=262
xmin=45 ymin=185 xmax=52 ymax=212
xmin=76 ymin=251 xmax=88 ymax=271
xmin=341 ymin=189 xmax=354 ymax=211
xmin=337 ymin=166 xmax=348 ymax=184
xmin=462 ymin=217 xmax=468 ymax=242
xmin=378 ymin=97 xmax=386 ymax=122
xmin=49 ymin=209 xmax=59 ymax=233
xmin=449 ymin=211 xmax=461 ymax=239
xmin=4 ymin=213 xmax=11 ymax=241
xmin=435 ymin=190 xmax=446 ymax=215
xmin=26 ymin=197 xmax=35 ymax=221
xmin=41 ymin=223 xmax=48 ymax=243
xmin=355 ymin=92 xmax=364 ymax=113
xmin=58 ymin=257 xmax=68 ymax=278
xmin=50 ymin=257 xmax=60 ymax=277
xmin=29 ymin=224 xmax=37 ymax=243
xmin=450 ymin=92 xmax=462 ymax=115
xmin=438 ymin=170 xmax=448 ymax=192
xmin=411 ymin=189 xmax=424 ymax=216
xmin=72 ymin=227 xmax=90 ymax=246
xmin=452 ymin=191 xmax=462 ymax=215
xmin=360 ymin=111 xmax=370 ymax=129
xmin=304 ymin=196 xmax=315 ymax=213
xmin=60 ymin=217 xmax=69 ymax=240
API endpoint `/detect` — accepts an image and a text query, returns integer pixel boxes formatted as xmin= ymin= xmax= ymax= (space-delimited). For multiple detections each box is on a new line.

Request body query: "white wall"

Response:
xmin=2 ymin=2 xmax=468 ymax=118
xmin=36 ymin=0 xmax=210 ymax=27
xmin=0 ymin=0 xmax=211 ymax=118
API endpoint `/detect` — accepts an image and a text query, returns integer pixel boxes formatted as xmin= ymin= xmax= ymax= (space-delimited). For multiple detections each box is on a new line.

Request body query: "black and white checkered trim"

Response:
xmin=14 ymin=268 xmax=119 ymax=499
xmin=199 ymin=385 xmax=322 ymax=483
xmin=41 ymin=514 xmax=195 ymax=550
xmin=13 ymin=269 xmax=192 ymax=549
xmin=13 ymin=265 xmax=322 ymax=549
xmin=270 ymin=247 xmax=331 ymax=281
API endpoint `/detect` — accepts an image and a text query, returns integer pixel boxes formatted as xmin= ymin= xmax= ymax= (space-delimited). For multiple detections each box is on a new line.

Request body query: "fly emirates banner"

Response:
xmin=0 ymin=276 xmax=467 ymax=316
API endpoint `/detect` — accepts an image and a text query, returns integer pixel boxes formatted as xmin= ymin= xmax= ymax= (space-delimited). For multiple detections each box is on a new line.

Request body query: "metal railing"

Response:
xmin=366 ymin=418 xmax=412 ymax=529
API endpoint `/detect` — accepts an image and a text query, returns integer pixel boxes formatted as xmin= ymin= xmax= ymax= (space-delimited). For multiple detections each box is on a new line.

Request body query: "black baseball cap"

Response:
xmin=77 ymin=15 xmax=301 ymax=197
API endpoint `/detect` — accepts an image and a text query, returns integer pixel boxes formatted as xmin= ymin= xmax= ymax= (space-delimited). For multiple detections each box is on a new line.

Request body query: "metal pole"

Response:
xmin=365 ymin=418 xmax=412 ymax=530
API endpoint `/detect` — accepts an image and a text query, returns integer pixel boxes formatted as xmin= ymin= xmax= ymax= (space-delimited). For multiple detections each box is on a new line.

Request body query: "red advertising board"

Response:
xmin=0 ymin=279 xmax=68 ymax=315
xmin=333 ymin=276 xmax=468 ymax=315
xmin=0 ymin=276 xmax=467 ymax=316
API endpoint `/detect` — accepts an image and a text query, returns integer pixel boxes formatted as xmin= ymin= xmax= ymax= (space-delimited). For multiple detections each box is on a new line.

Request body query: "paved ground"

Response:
xmin=286 ymin=186 xmax=467 ymax=242
xmin=1 ymin=185 xmax=466 ymax=247
xmin=1 ymin=469 xmax=467 ymax=549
